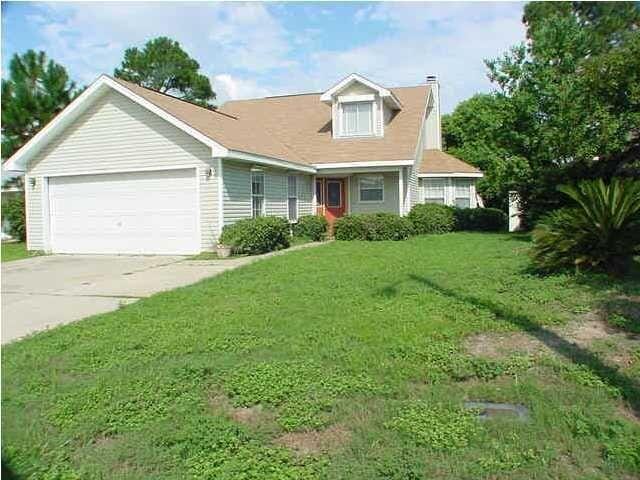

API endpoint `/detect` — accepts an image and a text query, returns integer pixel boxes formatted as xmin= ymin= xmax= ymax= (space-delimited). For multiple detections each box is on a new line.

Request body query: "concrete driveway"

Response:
xmin=1 ymin=254 xmax=250 ymax=344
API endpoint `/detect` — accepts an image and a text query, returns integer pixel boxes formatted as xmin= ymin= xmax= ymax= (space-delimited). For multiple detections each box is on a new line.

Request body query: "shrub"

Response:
xmin=334 ymin=213 xmax=414 ymax=241
xmin=531 ymin=178 xmax=640 ymax=276
xmin=219 ymin=216 xmax=290 ymax=255
xmin=407 ymin=203 xmax=455 ymax=234
xmin=1 ymin=195 xmax=26 ymax=241
xmin=454 ymin=207 xmax=506 ymax=231
xmin=293 ymin=215 xmax=328 ymax=241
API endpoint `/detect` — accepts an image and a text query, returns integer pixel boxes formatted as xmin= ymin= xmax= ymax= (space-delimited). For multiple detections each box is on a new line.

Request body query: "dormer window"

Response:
xmin=342 ymin=101 xmax=373 ymax=136
xmin=320 ymin=73 xmax=403 ymax=139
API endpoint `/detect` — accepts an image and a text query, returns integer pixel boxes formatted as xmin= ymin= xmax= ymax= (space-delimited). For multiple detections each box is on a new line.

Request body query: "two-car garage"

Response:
xmin=46 ymin=168 xmax=200 ymax=255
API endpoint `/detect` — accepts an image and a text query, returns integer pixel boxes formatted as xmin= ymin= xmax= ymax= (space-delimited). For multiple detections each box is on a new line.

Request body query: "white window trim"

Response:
xmin=358 ymin=175 xmax=385 ymax=203
xmin=251 ymin=171 xmax=265 ymax=218
xmin=287 ymin=174 xmax=298 ymax=223
xmin=454 ymin=178 xmax=472 ymax=208
xmin=340 ymin=101 xmax=374 ymax=137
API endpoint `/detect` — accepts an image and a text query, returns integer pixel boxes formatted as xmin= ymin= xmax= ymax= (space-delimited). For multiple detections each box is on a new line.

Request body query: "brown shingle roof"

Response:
xmin=420 ymin=149 xmax=482 ymax=174
xmin=219 ymin=85 xmax=429 ymax=164
xmin=112 ymin=77 xmax=429 ymax=167
xmin=112 ymin=77 xmax=306 ymax=165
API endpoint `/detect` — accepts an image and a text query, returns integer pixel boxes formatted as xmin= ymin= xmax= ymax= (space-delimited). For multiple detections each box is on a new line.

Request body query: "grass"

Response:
xmin=1 ymin=242 xmax=42 ymax=263
xmin=2 ymin=233 xmax=639 ymax=479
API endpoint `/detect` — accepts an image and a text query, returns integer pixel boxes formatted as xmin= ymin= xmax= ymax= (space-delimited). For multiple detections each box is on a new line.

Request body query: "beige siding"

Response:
xmin=298 ymin=175 xmax=314 ymax=216
xmin=222 ymin=161 xmax=252 ymax=225
xmin=25 ymin=89 xmax=218 ymax=251
xmin=24 ymin=175 xmax=43 ymax=250
xmin=222 ymin=160 xmax=314 ymax=226
xmin=349 ymin=172 xmax=399 ymax=214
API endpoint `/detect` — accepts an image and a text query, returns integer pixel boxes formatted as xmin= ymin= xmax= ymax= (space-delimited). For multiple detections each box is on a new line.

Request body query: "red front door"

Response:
xmin=316 ymin=178 xmax=346 ymax=226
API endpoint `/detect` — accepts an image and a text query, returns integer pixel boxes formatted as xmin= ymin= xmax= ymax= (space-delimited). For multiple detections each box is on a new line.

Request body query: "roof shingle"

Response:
xmin=419 ymin=149 xmax=481 ymax=174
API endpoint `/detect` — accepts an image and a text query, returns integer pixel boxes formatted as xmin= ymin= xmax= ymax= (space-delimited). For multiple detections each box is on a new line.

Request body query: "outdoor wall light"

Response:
xmin=29 ymin=177 xmax=36 ymax=188
xmin=206 ymin=167 xmax=213 ymax=179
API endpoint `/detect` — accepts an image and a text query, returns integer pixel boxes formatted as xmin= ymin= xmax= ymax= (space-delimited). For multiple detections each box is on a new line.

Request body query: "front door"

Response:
xmin=322 ymin=178 xmax=346 ymax=224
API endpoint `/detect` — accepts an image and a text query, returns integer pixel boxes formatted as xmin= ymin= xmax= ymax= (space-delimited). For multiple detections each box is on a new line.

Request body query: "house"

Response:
xmin=4 ymin=73 xmax=482 ymax=255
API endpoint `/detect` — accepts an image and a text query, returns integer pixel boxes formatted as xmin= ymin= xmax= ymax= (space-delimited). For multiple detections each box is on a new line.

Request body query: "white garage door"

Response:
xmin=48 ymin=168 xmax=199 ymax=254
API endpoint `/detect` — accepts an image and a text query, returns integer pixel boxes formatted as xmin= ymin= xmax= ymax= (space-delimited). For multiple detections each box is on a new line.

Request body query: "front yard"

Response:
xmin=2 ymin=233 xmax=639 ymax=479
xmin=1 ymin=242 xmax=39 ymax=263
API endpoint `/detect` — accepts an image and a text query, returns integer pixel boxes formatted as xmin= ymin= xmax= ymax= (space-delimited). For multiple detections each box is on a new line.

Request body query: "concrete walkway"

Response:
xmin=1 ymin=242 xmax=324 ymax=344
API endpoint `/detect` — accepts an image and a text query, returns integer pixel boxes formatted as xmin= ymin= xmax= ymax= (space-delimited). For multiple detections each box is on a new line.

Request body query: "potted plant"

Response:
xmin=216 ymin=243 xmax=232 ymax=258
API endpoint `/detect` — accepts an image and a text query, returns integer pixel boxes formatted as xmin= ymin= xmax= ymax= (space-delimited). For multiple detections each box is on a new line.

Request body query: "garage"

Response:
xmin=47 ymin=168 xmax=199 ymax=255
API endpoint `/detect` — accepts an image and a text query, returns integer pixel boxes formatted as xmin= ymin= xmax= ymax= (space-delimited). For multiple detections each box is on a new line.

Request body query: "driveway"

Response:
xmin=1 ymin=254 xmax=251 ymax=344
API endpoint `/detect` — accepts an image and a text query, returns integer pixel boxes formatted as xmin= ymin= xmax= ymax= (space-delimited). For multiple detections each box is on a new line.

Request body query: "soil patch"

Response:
xmin=274 ymin=424 xmax=351 ymax=456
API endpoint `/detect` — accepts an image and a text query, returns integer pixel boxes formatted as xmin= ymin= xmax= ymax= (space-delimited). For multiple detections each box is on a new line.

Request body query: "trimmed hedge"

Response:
xmin=293 ymin=215 xmax=328 ymax=241
xmin=407 ymin=203 xmax=455 ymax=234
xmin=1 ymin=195 xmax=26 ymax=241
xmin=454 ymin=207 xmax=506 ymax=232
xmin=219 ymin=216 xmax=290 ymax=255
xmin=334 ymin=213 xmax=414 ymax=241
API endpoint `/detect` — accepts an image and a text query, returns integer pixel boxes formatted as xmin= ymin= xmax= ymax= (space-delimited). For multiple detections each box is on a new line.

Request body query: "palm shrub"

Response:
xmin=531 ymin=178 xmax=640 ymax=276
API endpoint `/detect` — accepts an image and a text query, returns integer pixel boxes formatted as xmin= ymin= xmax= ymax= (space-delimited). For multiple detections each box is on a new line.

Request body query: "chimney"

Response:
xmin=424 ymin=74 xmax=442 ymax=150
xmin=426 ymin=75 xmax=438 ymax=84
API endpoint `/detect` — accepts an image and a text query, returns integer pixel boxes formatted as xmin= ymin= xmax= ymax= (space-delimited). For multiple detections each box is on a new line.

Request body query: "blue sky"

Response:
xmin=2 ymin=2 xmax=526 ymax=112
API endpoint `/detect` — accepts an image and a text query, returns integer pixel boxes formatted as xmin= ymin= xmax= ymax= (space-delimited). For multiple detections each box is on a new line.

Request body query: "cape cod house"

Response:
xmin=5 ymin=73 xmax=482 ymax=255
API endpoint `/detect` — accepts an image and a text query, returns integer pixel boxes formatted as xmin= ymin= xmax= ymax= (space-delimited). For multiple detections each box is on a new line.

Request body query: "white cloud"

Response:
xmin=15 ymin=2 xmax=526 ymax=110
xmin=213 ymin=74 xmax=272 ymax=102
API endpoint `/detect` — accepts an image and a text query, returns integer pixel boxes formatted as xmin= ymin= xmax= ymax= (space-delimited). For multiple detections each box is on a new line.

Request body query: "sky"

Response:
xmin=1 ymin=2 xmax=526 ymax=113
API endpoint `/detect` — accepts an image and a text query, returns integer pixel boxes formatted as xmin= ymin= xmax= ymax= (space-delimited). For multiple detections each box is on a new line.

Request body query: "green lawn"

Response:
xmin=2 ymin=233 xmax=639 ymax=479
xmin=1 ymin=242 xmax=40 ymax=262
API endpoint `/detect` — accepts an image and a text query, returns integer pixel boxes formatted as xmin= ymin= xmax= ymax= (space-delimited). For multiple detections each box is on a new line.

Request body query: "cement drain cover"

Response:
xmin=464 ymin=401 xmax=529 ymax=421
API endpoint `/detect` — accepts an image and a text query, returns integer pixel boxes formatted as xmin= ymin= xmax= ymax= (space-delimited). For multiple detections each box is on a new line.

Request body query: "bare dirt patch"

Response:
xmin=208 ymin=393 xmax=275 ymax=427
xmin=274 ymin=424 xmax=351 ymax=456
xmin=464 ymin=313 xmax=625 ymax=361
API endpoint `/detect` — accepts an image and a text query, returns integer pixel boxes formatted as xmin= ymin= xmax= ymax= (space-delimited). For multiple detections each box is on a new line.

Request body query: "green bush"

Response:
xmin=1 ymin=195 xmax=26 ymax=241
xmin=219 ymin=216 xmax=290 ymax=255
xmin=407 ymin=203 xmax=455 ymax=234
xmin=334 ymin=213 xmax=414 ymax=241
xmin=292 ymin=215 xmax=328 ymax=241
xmin=531 ymin=178 xmax=640 ymax=276
xmin=454 ymin=207 xmax=506 ymax=231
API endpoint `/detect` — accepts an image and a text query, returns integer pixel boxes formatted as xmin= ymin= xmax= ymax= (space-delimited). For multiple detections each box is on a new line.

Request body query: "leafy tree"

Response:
xmin=449 ymin=2 xmax=639 ymax=223
xmin=114 ymin=37 xmax=215 ymax=108
xmin=1 ymin=50 xmax=80 ymax=159
xmin=442 ymin=93 xmax=531 ymax=209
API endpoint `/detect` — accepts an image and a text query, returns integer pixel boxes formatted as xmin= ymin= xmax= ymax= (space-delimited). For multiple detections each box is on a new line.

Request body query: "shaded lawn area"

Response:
xmin=2 ymin=233 xmax=639 ymax=479
xmin=1 ymin=242 xmax=40 ymax=263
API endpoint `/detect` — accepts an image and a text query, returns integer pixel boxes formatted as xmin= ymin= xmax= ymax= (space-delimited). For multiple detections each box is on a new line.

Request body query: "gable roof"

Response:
xmin=319 ymin=73 xmax=402 ymax=109
xmin=111 ymin=78 xmax=311 ymax=168
xmin=219 ymin=85 xmax=429 ymax=165
xmin=419 ymin=149 xmax=483 ymax=177
xmin=5 ymin=74 xmax=429 ymax=172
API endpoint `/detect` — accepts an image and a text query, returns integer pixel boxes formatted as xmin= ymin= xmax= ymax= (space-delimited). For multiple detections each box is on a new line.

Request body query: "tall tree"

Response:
xmin=442 ymin=93 xmax=531 ymax=209
xmin=1 ymin=50 xmax=80 ymax=159
xmin=480 ymin=2 xmax=639 ymax=223
xmin=114 ymin=37 xmax=215 ymax=108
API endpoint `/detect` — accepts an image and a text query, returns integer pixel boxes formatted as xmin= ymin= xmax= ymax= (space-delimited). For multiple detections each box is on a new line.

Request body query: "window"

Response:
xmin=251 ymin=171 xmax=265 ymax=218
xmin=359 ymin=175 xmax=384 ymax=202
xmin=424 ymin=178 xmax=445 ymax=204
xmin=327 ymin=180 xmax=342 ymax=207
xmin=288 ymin=175 xmax=298 ymax=222
xmin=342 ymin=102 xmax=373 ymax=136
xmin=454 ymin=179 xmax=472 ymax=208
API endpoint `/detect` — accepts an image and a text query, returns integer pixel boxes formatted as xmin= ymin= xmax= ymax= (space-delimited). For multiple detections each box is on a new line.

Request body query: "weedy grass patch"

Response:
xmin=2 ymin=233 xmax=639 ymax=479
